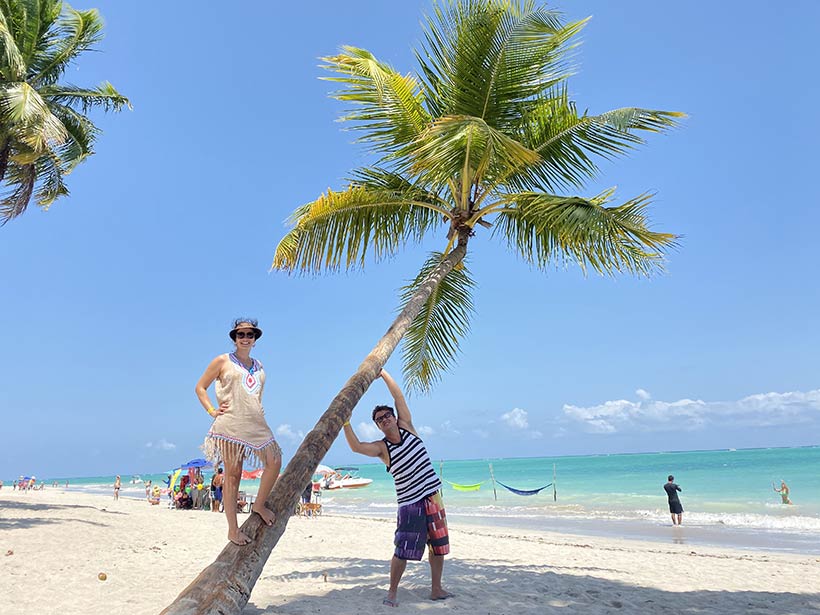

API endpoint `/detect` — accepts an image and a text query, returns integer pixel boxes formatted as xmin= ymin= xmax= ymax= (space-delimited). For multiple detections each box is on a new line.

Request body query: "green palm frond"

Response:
xmin=510 ymin=88 xmax=685 ymax=191
xmin=0 ymin=1 xmax=127 ymax=224
xmin=0 ymin=82 xmax=68 ymax=147
xmin=33 ymin=149 xmax=68 ymax=206
xmin=271 ymin=178 xmax=448 ymax=274
xmin=0 ymin=8 xmax=26 ymax=81
xmin=348 ymin=166 xmax=445 ymax=202
xmin=494 ymin=189 xmax=677 ymax=275
xmin=48 ymin=102 xmax=99 ymax=170
xmin=402 ymin=114 xmax=539 ymax=198
xmin=400 ymin=251 xmax=475 ymax=394
xmin=30 ymin=7 xmax=104 ymax=85
xmin=0 ymin=161 xmax=35 ymax=223
xmin=322 ymin=46 xmax=431 ymax=156
xmin=41 ymin=82 xmax=131 ymax=112
xmin=416 ymin=0 xmax=585 ymax=124
xmin=0 ymin=0 xmax=46 ymax=65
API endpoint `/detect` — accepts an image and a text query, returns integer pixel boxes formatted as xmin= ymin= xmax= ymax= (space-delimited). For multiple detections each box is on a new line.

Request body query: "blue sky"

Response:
xmin=2 ymin=1 xmax=819 ymax=479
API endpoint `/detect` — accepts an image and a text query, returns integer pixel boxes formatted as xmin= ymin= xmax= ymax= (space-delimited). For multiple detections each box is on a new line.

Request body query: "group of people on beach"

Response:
xmin=193 ymin=317 xmax=452 ymax=606
xmin=162 ymin=469 xmax=227 ymax=511
xmin=10 ymin=477 xmax=43 ymax=491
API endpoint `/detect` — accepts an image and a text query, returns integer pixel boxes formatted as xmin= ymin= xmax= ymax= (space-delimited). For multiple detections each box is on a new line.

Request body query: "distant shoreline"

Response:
xmin=9 ymin=443 xmax=818 ymax=482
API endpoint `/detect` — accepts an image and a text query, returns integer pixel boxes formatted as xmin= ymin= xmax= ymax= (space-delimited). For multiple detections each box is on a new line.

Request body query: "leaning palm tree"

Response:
xmin=163 ymin=1 xmax=683 ymax=612
xmin=0 ymin=0 xmax=129 ymax=224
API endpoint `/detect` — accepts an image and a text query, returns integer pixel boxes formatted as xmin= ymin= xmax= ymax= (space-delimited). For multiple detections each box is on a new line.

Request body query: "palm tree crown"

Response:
xmin=0 ymin=0 xmax=129 ymax=224
xmin=273 ymin=0 xmax=683 ymax=392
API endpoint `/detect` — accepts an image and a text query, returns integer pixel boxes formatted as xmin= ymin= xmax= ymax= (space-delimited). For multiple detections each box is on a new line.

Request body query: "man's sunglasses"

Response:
xmin=374 ymin=412 xmax=394 ymax=425
xmin=235 ymin=331 xmax=256 ymax=339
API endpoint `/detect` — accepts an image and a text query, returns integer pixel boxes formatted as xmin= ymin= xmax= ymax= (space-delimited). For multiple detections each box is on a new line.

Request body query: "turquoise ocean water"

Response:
xmin=10 ymin=446 xmax=820 ymax=554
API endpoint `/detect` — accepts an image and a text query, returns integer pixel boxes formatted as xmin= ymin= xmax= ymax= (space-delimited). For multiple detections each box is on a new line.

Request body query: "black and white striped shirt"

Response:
xmin=383 ymin=428 xmax=441 ymax=505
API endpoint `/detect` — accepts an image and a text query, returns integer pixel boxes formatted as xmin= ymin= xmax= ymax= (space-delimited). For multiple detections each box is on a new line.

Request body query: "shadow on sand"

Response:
xmin=0 ymin=499 xmax=118 ymax=530
xmin=239 ymin=555 xmax=819 ymax=615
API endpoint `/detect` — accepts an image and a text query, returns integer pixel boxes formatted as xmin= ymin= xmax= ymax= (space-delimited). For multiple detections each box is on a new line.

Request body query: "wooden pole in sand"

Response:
xmin=553 ymin=463 xmax=557 ymax=502
xmin=439 ymin=460 xmax=444 ymax=500
xmin=489 ymin=463 xmax=497 ymax=501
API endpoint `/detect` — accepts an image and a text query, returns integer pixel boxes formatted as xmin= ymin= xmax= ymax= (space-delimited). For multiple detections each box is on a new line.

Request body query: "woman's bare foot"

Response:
xmin=430 ymin=591 xmax=454 ymax=601
xmin=228 ymin=530 xmax=252 ymax=546
xmin=252 ymin=503 xmax=275 ymax=526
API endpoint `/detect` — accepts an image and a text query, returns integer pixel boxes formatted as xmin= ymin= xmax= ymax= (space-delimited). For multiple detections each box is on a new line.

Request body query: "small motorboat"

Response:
xmin=322 ymin=467 xmax=373 ymax=490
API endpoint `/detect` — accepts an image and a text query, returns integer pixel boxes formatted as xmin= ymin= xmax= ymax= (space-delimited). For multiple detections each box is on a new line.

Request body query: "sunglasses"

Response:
xmin=374 ymin=412 xmax=394 ymax=425
xmin=235 ymin=331 xmax=256 ymax=339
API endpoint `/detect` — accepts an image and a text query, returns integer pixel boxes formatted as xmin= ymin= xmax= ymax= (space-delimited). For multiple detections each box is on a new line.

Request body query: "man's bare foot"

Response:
xmin=228 ymin=530 xmax=252 ymax=546
xmin=252 ymin=503 xmax=275 ymax=526
xmin=431 ymin=591 xmax=454 ymax=601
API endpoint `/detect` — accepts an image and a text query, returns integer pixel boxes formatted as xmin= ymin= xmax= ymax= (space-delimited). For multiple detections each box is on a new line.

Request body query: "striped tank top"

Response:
xmin=383 ymin=428 xmax=441 ymax=505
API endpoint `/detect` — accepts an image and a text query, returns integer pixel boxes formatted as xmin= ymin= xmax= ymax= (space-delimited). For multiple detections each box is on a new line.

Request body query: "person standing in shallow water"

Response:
xmin=664 ymin=475 xmax=683 ymax=525
xmin=195 ymin=318 xmax=282 ymax=545
xmin=342 ymin=369 xmax=452 ymax=607
xmin=773 ymin=480 xmax=793 ymax=505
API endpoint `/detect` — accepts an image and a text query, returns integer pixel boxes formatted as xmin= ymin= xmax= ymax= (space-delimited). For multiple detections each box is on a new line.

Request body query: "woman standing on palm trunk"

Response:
xmin=196 ymin=318 xmax=282 ymax=545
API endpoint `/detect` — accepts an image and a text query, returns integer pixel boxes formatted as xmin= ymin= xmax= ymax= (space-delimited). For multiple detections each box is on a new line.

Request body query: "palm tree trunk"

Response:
xmin=161 ymin=234 xmax=469 ymax=615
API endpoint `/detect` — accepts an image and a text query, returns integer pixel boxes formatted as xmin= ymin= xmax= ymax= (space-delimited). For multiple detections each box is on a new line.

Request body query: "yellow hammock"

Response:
xmin=444 ymin=480 xmax=484 ymax=492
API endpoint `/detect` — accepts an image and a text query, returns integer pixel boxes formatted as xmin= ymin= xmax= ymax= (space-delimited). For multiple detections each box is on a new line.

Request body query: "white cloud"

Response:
xmin=562 ymin=389 xmax=820 ymax=434
xmin=636 ymin=388 xmax=651 ymax=401
xmin=439 ymin=420 xmax=461 ymax=436
xmin=145 ymin=439 xmax=176 ymax=451
xmin=417 ymin=425 xmax=435 ymax=437
xmin=356 ymin=422 xmax=382 ymax=440
xmin=501 ymin=407 xmax=529 ymax=430
xmin=275 ymin=424 xmax=305 ymax=442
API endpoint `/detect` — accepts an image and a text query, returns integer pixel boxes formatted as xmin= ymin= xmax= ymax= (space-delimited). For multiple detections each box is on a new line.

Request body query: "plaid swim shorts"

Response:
xmin=394 ymin=491 xmax=450 ymax=561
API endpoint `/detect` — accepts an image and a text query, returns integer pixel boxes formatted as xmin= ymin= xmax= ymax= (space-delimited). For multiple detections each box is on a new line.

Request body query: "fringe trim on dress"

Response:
xmin=203 ymin=434 xmax=282 ymax=469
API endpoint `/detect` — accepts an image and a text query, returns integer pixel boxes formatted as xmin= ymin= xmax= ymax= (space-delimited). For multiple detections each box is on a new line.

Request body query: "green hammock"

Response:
xmin=444 ymin=480 xmax=484 ymax=492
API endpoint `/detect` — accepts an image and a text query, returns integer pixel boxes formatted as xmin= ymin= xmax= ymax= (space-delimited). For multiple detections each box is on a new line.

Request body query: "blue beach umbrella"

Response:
xmin=180 ymin=458 xmax=212 ymax=470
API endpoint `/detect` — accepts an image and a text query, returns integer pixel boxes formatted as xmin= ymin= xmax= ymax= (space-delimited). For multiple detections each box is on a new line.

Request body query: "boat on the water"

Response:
xmin=322 ymin=467 xmax=373 ymax=490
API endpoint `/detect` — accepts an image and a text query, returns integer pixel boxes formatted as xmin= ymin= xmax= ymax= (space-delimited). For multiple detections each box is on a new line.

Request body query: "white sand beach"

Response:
xmin=1 ymin=489 xmax=818 ymax=614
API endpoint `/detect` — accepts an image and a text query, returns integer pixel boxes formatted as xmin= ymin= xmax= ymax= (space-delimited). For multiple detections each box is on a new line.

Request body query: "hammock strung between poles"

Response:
xmin=495 ymin=481 xmax=552 ymax=496
xmin=443 ymin=479 xmax=484 ymax=492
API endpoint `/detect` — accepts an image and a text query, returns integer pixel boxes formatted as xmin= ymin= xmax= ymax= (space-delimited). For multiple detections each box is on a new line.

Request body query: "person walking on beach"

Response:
xmin=196 ymin=318 xmax=282 ymax=545
xmin=114 ymin=475 xmax=121 ymax=500
xmin=773 ymin=480 xmax=793 ymax=505
xmin=664 ymin=475 xmax=683 ymax=525
xmin=210 ymin=468 xmax=224 ymax=512
xmin=342 ymin=369 xmax=452 ymax=607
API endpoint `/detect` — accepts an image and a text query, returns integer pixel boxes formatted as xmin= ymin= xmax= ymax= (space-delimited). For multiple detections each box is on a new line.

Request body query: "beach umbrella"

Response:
xmin=180 ymin=458 xmax=212 ymax=469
